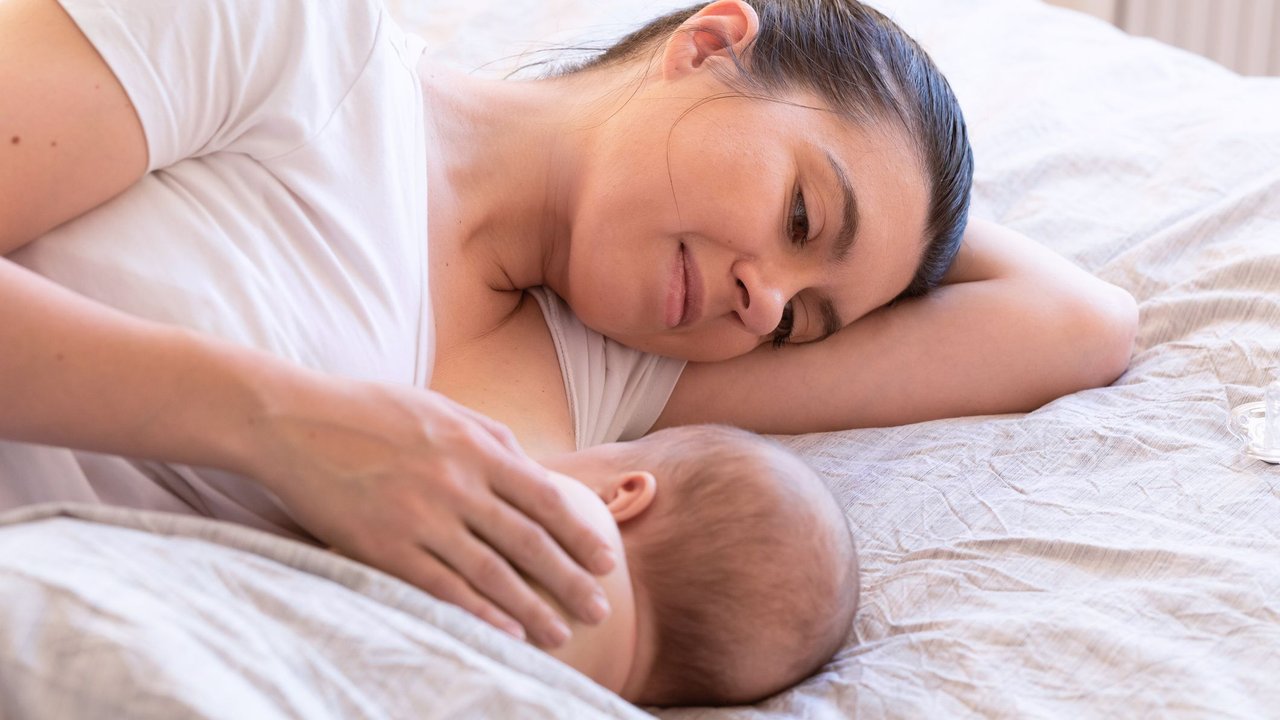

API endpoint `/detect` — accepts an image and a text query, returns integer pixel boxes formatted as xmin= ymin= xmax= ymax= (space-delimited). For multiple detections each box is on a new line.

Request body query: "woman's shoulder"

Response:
xmin=52 ymin=0 xmax=394 ymax=170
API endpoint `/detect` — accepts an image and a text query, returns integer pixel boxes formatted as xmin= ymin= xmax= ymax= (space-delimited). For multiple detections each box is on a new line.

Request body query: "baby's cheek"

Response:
xmin=530 ymin=568 xmax=636 ymax=696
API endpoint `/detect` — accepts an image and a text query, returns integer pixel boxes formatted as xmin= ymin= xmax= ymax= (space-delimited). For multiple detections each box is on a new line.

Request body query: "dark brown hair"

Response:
xmin=618 ymin=426 xmax=859 ymax=706
xmin=556 ymin=0 xmax=974 ymax=301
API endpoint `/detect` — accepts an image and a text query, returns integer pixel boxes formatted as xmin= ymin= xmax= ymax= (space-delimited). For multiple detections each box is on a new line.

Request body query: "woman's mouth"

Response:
xmin=666 ymin=243 xmax=687 ymax=329
xmin=665 ymin=242 xmax=704 ymax=329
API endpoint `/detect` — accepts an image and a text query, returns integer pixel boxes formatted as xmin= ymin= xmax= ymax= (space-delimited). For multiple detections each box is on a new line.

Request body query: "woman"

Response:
xmin=0 ymin=0 xmax=1136 ymax=652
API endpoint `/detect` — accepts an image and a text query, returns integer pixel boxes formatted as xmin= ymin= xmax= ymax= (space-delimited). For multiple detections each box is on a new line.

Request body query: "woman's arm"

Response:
xmin=0 ymin=0 xmax=147 ymax=253
xmin=1 ymin=0 xmax=612 ymax=648
xmin=0 ymin=258 xmax=611 ymax=648
xmin=654 ymin=219 xmax=1138 ymax=433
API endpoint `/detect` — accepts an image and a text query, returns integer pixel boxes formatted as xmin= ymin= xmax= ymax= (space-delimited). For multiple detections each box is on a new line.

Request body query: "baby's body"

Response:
xmin=431 ymin=291 xmax=858 ymax=706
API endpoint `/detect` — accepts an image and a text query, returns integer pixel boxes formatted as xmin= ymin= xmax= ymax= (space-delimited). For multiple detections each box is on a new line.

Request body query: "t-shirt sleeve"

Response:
xmin=57 ymin=0 xmax=383 ymax=172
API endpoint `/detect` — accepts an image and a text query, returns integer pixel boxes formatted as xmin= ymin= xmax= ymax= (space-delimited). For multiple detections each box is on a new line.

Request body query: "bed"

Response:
xmin=4 ymin=0 xmax=1279 ymax=717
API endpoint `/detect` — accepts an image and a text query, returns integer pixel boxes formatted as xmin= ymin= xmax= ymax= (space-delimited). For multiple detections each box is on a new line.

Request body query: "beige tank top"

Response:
xmin=526 ymin=287 xmax=687 ymax=450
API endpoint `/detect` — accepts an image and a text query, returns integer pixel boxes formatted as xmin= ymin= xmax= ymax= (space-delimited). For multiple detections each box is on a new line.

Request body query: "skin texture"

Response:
xmin=420 ymin=1 xmax=928 ymax=363
xmin=558 ymin=89 xmax=927 ymax=361
xmin=532 ymin=455 xmax=659 ymax=701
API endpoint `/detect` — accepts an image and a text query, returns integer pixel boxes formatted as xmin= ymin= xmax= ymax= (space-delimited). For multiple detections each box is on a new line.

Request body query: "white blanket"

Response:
xmin=4 ymin=0 xmax=1280 ymax=717
xmin=0 ymin=504 xmax=648 ymax=720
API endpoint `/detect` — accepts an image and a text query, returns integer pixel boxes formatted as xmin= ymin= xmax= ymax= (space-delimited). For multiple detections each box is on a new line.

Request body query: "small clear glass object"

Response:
xmin=1266 ymin=378 xmax=1280 ymax=449
xmin=1230 ymin=377 xmax=1280 ymax=464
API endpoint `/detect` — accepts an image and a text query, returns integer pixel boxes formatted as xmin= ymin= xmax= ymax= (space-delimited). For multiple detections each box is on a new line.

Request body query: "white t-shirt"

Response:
xmin=1 ymin=0 xmax=431 ymax=539
xmin=0 ymin=0 xmax=688 ymax=536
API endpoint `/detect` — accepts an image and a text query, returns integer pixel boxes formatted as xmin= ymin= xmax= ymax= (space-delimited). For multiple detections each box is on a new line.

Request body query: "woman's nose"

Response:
xmin=733 ymin=262 xmax=788 ymax=337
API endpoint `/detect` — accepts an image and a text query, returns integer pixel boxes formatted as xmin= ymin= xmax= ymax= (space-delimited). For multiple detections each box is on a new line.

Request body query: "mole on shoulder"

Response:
xmin=9 ymin=136 xmax=18 ymax=145
xmin=50 ymin=140 xmax=58 ymax=148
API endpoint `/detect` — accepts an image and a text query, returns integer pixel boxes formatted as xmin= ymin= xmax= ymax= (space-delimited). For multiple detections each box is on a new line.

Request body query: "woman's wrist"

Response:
xmin=174 ymin=329 xmax=344 ymax=489
xmin=106 ymin=322 xmax=319 ymax=489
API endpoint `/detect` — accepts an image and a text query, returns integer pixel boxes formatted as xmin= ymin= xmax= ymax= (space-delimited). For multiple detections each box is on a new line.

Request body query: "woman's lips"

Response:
xmin=666 ymin=244 xmax=687 ymax=329
xmin=680 ymin=245 xmax=703 ymax=327
xmin=666 ymin=242 xmax=705 ymax=330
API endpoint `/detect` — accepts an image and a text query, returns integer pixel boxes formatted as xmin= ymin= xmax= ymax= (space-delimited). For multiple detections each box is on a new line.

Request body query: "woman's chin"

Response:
xmin=572 ymin=305 xmax=758 ymax=361
xmin=620 ymin=333 xmax=758 ymax=363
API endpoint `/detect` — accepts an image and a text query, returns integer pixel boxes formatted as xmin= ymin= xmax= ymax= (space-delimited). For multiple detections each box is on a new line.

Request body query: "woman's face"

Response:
xmin=558 ymin=70 xmax=931 ymax=362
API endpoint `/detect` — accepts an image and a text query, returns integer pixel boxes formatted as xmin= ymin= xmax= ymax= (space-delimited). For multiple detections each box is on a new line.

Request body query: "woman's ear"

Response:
xmin=661 ymin=0 xmax=760 ymax=81
xmin=603 ymin=471 xmax=658 ymax=523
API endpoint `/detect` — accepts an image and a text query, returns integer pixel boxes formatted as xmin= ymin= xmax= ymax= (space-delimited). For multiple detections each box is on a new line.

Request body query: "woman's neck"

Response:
xmin=417 ymin=63 xmax=627 ymax=294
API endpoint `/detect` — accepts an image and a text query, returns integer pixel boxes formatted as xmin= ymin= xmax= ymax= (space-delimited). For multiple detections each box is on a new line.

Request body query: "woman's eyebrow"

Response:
xmin=824 ymin=149 xmax=859 ymax=266
xmin=798 ymin=296 xmax=842 ymax=345
xmin=800 ymin=150 xmax=856 ymax=344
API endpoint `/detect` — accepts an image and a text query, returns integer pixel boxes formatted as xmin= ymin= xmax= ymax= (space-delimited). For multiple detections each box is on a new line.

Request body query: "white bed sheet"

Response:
xmin=0 ymin=504 xmax=649 ymax=720
xmin=3 ymin=0 xmax=1279 ymax=717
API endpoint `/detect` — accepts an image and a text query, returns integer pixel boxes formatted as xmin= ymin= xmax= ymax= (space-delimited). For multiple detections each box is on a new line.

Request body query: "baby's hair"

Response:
xmin=618 ymin=425 xmax=858 ymax=707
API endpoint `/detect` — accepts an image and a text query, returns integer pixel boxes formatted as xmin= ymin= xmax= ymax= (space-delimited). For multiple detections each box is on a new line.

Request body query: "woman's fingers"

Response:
xmin=469 ymin=493 xmax=612 ymax=634
xmin=390 ymin=541 xmax=527 ymax=642
xmin=455 ymin=403 xmax=529 ymax=457
xmin=451 ymin=427 xmax=613 ymax=625
xmin=491 ymin=457 xmax=618 ymax=579
xmin=452 ymin=407 xmax=616 ymax=577
xmin=249 ymin=379 xmax=620 ymax=649
xmin=428 ymin=524 xmax=574 ymax=649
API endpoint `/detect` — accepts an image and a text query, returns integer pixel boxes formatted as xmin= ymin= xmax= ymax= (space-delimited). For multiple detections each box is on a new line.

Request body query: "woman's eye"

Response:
xmin=771 ymin=301 xmax=795 ymax=348
xmin=790 ymin=188 xmax=810 ymax=246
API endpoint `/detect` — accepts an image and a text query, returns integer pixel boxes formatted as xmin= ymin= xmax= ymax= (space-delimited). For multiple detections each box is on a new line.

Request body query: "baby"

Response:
xmin=534 ymin=424 xmax=860 ymax=707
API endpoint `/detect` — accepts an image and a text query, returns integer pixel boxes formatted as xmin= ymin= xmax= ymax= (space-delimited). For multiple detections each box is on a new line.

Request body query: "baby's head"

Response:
xmin=541 ymin=424 xmax=859 ymax=707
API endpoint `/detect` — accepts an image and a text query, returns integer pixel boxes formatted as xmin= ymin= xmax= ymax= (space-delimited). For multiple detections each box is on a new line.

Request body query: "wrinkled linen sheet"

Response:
xmin=0 ymin=504 xmax=648 ymax=720
xmin=4 ymin=0 xmax=1280 ymax=717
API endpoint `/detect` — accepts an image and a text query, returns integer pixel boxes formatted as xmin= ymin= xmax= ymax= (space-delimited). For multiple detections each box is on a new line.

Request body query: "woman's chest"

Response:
xmin=428 ymin=265 xmax=576 ymax=457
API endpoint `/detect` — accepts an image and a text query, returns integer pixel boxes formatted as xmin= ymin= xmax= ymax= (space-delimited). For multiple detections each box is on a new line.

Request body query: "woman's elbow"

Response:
xmin=1073 ymin=281 xmax=1138 ymax=389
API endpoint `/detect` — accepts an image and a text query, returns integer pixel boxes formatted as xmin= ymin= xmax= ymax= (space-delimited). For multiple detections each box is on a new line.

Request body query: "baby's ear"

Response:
xmin=605 ymin=471 xmax=657 ymax=523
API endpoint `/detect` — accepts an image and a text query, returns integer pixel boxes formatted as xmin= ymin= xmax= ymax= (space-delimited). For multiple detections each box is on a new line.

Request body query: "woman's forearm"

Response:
xmin=924 ymin=217 xmax=1139 ymax=397
xmin=0 ymin=256 xmax=283 ymax=475
xmin=1 ymin=257 xmax=619 ymax=646
xmin=657 ymin=220 xmax=1138 ymax=433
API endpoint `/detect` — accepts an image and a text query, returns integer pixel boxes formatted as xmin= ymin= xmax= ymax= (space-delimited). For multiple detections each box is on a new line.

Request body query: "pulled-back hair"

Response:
xmin=617 ymin=426 xmax=859 ymax=707
xmin=557 ymin=0 xmax=973 ymax=300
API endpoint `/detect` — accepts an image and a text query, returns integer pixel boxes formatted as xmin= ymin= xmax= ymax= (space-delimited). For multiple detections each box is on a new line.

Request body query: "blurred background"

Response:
xmin=388 ymin=0 xmax=1280 ymax=79
xmin=1045 ymin=0 xmax=1280 ymax=75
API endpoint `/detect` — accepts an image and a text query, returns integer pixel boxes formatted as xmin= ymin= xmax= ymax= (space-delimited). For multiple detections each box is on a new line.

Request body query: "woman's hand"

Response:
xmin=242 ymin=376 xmax=616 ymax=649
xmin=2 ymin=248 xmax=610 ymax=648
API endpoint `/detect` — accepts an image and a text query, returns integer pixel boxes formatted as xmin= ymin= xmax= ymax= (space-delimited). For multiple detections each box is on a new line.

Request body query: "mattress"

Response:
xmin=4 ymin=0 xmax=1280 ymax=717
